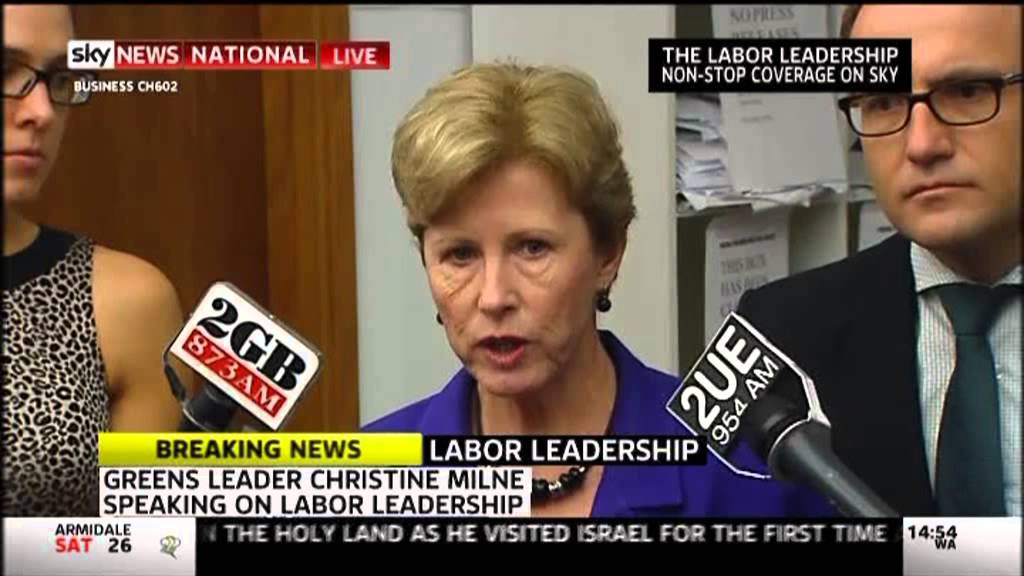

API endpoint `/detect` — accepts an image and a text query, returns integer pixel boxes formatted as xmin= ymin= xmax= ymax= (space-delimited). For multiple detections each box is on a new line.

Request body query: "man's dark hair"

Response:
xmin=840 ymin=4 xmax=862 ymax=39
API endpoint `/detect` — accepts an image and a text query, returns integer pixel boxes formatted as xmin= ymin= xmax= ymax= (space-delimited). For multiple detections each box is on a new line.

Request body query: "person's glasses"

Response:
xmin=3 ymin=59 xmax=96 ymax=105
xmin=837 ymin=72 xmax=1023 ymax=137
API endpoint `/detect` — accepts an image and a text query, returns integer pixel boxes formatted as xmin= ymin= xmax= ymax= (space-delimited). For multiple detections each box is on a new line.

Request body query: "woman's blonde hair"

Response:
xmin=391 ymin=61 xmax=636 ymax=255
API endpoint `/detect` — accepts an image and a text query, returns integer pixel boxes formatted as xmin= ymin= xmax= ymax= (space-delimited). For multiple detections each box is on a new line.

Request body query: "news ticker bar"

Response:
xmin=5 ymin=517 xmax=1020 ymax=574
xmin=97 ymin=433 xmax=708 ymax=467
xmin=68 ymin=40 xmax=390 ymax=70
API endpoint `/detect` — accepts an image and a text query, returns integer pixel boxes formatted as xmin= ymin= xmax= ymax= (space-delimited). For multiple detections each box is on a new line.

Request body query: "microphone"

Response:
xmin=173 ymin=376 xmax=238 ymax=432
xmin=666 ymin=312 xmax=896 ymax=517
xmin=163 ymin=281 xmax=323 ymax=432
xmin=741 ymin=389 xmax=897 ymax=517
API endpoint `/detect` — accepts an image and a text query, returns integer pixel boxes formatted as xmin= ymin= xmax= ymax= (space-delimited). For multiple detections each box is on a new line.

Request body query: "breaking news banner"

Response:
xmin=67 ymin=40 xmax=390 ymax=71
xmin=94 ymin=432 xmax=706 ymax=517
xmin=648 ymin=38 xmax=911 ymax=93
xmin=96 ymin=432 xmax=534 ymax=518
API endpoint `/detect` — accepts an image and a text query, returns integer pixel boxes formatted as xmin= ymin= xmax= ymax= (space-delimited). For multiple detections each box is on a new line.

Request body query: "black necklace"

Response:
xmin=532 ymin=465 xmax=589 ymax=502
xmin=471 ymin=389 xmax=604 ymax=503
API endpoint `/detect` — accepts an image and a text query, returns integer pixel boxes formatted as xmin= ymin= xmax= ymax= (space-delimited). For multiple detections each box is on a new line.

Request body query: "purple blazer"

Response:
xmin=363 ymin=331 xmax=838 ymax=517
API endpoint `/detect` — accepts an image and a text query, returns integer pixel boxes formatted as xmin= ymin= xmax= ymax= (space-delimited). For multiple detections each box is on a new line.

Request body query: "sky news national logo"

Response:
xmin=67 ymin=40 xmax=390 ymax=71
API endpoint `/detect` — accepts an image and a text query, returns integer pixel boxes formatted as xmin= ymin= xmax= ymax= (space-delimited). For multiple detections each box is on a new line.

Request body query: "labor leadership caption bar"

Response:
xmin=650 ymin=38 xmax=911 ymax=93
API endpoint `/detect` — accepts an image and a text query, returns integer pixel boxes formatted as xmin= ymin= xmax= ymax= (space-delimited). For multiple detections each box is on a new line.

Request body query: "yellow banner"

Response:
xmin=98 ymin=433 xmax=422 ymax=467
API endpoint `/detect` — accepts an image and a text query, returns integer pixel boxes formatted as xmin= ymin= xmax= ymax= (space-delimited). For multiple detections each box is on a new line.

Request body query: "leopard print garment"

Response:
xmin=2 ymin=226 xmax=110 ymax=516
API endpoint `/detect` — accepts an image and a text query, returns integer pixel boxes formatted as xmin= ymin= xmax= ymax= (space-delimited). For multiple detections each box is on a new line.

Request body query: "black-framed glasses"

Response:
xmin=837 ymin=72 xmax=1023 ymax=137
xmin=3 ymin=59 xmax=96 ymax=105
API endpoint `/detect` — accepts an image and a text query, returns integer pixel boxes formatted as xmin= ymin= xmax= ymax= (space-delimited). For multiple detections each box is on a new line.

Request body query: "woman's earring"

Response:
xmin=436 ymin=313 xmax=443 ymax=325
xmin=596 ymin=289 xmax=612 ymax=313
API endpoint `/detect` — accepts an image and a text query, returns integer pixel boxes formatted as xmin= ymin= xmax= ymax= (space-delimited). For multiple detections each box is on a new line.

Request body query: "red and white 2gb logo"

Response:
xmin=168 ymin=282 xmax=322 ymax=430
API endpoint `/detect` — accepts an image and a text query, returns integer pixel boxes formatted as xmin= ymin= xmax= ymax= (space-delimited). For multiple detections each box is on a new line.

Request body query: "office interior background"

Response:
xmin=32 ymin=4 xmax=884 ymax=431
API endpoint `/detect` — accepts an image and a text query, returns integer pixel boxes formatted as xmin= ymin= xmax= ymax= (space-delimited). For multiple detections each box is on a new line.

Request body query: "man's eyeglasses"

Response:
xmin=3 ymin=60 xmax=96 ymax=106
xmin=837 ymin=72 xmax=1023 ymax=137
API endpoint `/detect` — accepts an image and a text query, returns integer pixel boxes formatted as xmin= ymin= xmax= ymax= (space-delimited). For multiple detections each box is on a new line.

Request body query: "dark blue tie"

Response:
xmin=933 ymin=282 xmax=1017 ymax=516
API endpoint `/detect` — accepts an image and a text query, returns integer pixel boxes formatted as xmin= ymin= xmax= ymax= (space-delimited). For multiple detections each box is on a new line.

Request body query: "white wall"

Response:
xmin=351 ymin=6 xmax=470 ymax=425
xmin=789 ymin=201 xmax=849 ymax=274
xmin=472 ymin=5 xmax=679 ymax=374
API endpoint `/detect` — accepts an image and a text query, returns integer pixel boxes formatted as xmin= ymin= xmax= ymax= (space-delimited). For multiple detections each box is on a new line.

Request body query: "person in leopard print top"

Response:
xmin=3 ymin=5 xmax=188 ymax=516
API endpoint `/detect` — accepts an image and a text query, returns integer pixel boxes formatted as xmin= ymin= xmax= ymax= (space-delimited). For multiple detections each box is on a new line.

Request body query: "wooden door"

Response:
xmin=26 ymin=5 xmax=358 ymax=431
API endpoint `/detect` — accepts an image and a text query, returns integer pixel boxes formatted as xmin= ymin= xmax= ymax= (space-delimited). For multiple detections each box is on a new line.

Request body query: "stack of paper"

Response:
xmin=675 ymin=4 xmax=858 ymax=214
xmin=674 ymin=93 xmax=843 ymax=213
xmin=675 ymin=95 xmax=733 ymax=187
xmin=675 ymin=93 xmax=736 ymax=210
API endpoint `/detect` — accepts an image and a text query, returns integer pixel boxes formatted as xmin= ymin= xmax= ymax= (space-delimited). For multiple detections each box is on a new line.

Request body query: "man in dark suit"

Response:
xmin=738 ymin=4 xmax=1021 ymax=516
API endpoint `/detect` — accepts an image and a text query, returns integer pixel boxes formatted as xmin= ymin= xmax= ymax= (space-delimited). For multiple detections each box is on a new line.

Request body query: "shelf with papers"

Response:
xmin=675 ymin=183 xmax=875 ymax=219
xmin=672 ymin=4 xmax=893 ymax=369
